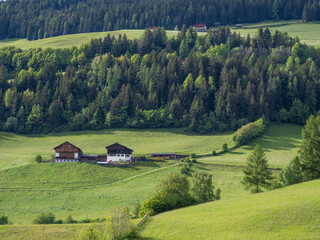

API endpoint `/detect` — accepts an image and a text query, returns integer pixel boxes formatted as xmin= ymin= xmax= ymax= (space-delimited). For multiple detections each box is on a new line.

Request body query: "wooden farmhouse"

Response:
xmin=53 ymin=142 xmax=133 ymax=164
xmin=54 ymin=141 xmax=83 ymax=162
xmin=194 ymin=23 xmax=207 ymax=32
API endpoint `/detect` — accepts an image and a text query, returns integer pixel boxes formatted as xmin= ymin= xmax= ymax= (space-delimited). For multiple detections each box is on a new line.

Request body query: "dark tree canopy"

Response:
xmin=0 ymin=0 xmax=318 ymax=40
xmin=0 ymin=27 xmax=320 ymax=134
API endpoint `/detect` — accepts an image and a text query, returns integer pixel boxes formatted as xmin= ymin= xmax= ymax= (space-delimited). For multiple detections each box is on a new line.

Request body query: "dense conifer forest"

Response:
xmin=1 ymin=26 xmax=320 ymax=133
xmin=0 ymin=0 xmax=320 ymax=40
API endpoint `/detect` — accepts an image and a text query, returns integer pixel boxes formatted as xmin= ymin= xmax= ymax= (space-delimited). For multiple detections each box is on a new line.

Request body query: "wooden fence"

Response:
xmin=135 ymin=213 xmax=149 ymax=228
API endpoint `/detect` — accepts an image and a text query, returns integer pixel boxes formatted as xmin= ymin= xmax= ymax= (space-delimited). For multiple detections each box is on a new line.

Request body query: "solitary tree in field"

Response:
xmin=299 ymin=114 xmax=320 ymax=180
xmin=242 ymin=144 xmax=273 ymax=193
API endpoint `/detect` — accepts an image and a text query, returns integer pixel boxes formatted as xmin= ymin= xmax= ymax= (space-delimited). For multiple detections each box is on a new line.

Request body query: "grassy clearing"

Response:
xmin=0 ymin=30 xmax=180 ymax=49
xmin=0 ymin=21 xmax=319 ymax=50
xmin=139 ymin=179 xmax=320 ymax=240
xmin=0 ymin=128 xmax=234 ymax=170
xmin=0 ymin=161 xmax=180 ymax=224
xmin=200 ymin=123 xmax=302 ymax=168
xmin=233 ymin=20 xmax=320 ymax=46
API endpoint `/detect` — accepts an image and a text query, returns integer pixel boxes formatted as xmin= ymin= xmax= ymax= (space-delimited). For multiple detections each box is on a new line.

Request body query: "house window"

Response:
xmin=121 ymin=155 xmax=124 ymax=157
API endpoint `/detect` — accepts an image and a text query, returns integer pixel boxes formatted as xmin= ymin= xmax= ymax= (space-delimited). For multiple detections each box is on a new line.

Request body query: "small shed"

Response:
xmin=54 ymin=142 xmax=82 ymax=162
xmin=236 ymin=24 xmax=243 ymax=28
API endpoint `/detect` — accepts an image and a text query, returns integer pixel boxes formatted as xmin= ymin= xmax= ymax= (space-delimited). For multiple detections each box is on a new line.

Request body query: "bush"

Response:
xmin=139 ymin=197 xmax=166 ymax=217
xmin=35 ymin=155 xmax=42 ymax=163
xmin=222 ymin=143 xmax=228 ymax=152
xmin=32 ymin=212 xmax=55 ymax=224
xmin=233 ymin=117 xmax=267 ymax=146
xmin=130 ymin=202 xmax=141 ymax=219
xmin=0 ymin=215 xmax=8 ymax=225
xmin=3 ymin=117 xmax=18 ymax=132
xmin=212 ymin=150 xmax=217 ymax=156
xmin=191 ymin=159 xmax=197 ymax=163
xmin=180 ymin=164 xmax=189 ymax=174
xmin=65 ymin=215 xmax=77 ymax=224
xmin=78 ymin=227 xmax=99 ymax=240
xmin=190 ymin=153 xmax=196 ymax=158
xmin=139 ymin=173 xmax=193 ymax=217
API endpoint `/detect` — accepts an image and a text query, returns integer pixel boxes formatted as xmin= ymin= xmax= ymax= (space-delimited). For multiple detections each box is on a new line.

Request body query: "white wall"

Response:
xmin=74 ymin=152 xmax=79 ymax=159
xmin=107 ymin=154 xmax=131 ymax=162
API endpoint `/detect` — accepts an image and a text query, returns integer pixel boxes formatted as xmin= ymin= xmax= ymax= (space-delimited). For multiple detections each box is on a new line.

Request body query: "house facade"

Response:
xmin=106 ymin=143 xmax=133 ymax=163
xmin=194 ymin=23 xmax=207 ymax=32
xmin=54 ymin=141 xmax=82 ymax=162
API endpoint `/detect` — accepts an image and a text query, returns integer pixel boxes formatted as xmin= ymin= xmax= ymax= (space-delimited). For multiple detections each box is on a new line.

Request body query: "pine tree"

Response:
xmin=299 ymin=114 xmax=320 ymax=180
xmin=242 ymin=144 xmax=273 ymax=193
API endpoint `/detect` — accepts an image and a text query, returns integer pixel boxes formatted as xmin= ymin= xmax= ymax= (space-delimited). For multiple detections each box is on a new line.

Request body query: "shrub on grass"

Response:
xmin=65 ymin=215 xmax=77 ymax=224
xmin=190 ymin=153 xmax=196 ymax=158
xmin=191 ymin=159 xmax=197 ymax=163
xmin=35 ymin=155 xmax=42 ymax=163
xmin=139 ymin=173 xmax=193 ymax=217
xmin=0 ymin=215 xmax=8 ymax=225
xmin=180 ymin=164 xmax=189 ymax=174
xmin=222 ymin=143 xmax=228 ymax=152
xmin=233 ymin=117 xmax=267 ymax=146
xmin=130 ymin=202 xmax=141 ymax=219
xmin=32 ymin=212 xmax=55 ymax=224
xmin=212 ymin=150 xmax=217 ymax=156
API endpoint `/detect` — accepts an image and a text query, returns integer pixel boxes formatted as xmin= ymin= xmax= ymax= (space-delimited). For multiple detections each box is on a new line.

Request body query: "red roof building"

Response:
xmin=194 ymin=23 xmax=207 ymax=32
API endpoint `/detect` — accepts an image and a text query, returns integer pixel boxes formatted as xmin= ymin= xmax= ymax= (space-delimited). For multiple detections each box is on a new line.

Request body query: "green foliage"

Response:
xmin=65 ymin=215 xmax=76 ymax=224
xmin=78 ymin=227 xmax=99 ymax=240
xmin=242 ymin=144 xmax=274 ymax=193
xmin=299 ymin=114 xmax=320 ymax=180
xmin=0 ymin=215 xmax=8 ymax=225
xmin=212 ymin=150 xmax=217 ymax=156
xmin=104 ymin=207 xmax=134 ymax=240
xmin=35 ymin=155 xmax=42 ymax=163
xmin=222 ymin=143 xmax=228 ymax=152
xmin=130 ymin=202 xmax=141 ymax=219
xmin=283 ymin=156 xmax=303 ymax=185
xmin=233 ymin=118 xmax=267 ymax=146
xmin=139 ymin=173 xmax=193 ymax=217
xmin=32 ymin=212 xmax=55 ymax=224
xmin=180 ymin=164 xmax=189 ymax=175
xmin=191 ymin=172 xmax=218 ymax=203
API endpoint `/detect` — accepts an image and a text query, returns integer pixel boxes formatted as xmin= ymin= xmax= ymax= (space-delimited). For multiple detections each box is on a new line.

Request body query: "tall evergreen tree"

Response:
xmin=242 ymin=144 xmax=273 ymax=193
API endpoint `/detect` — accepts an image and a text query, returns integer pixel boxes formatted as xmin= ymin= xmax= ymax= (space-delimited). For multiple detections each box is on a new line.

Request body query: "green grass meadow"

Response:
xmin=233 ymin=20 xmax=320 ymax=47
xmin=0 ymin=30 xmax=180 ymax=49
xmin=139 ymin=179 xmax=320 ymax=240
xmin=0 ymin=123 xmax=308 ymax=239
xmin=200 ymin=123 xmax=302 ymax=168
xmin=0 ymin=128 xmax=235 ymax=170
xmin=0 ymin=21 xmax=319 ymax=50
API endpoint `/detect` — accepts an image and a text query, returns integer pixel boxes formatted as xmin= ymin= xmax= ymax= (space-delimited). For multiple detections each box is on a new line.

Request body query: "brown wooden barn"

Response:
xmin=54 ymin=141 xmax=83 ymax=162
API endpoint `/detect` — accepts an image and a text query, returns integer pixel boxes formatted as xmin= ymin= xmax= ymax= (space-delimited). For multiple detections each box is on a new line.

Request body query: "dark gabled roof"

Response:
xmin=105 ymin=142 xmax=133 ymax=152
xmin=54 ymin=141 xmax=83 ymax=152
xmin=194 ymin=23 xmax=207 ymax=28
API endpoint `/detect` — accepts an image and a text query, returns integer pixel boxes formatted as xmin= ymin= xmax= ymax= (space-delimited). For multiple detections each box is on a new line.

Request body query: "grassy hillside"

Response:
xmin=0 ymin=161 xmax=180 ymax=224
xmin=0 ymin=128 xmax=235 ymax=170
xmin=0 ymin=21 xmax=319 ymax=49
xmin=233 ymin=20 xmax=320 ymax=47
xmin=200 ymin=123 xmax=302 ymax=168
xmin=0 ymin=30 xmax=180 ymax=49
xmin=139 ymin=179 xmax=320 ymax=240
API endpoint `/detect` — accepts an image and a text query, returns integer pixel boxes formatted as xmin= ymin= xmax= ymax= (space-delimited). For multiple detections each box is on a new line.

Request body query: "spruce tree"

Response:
xmin=242 ymin=144 xmax=273 ymax=193
xmin=299 ymin=114 xmax=320 ymax=180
